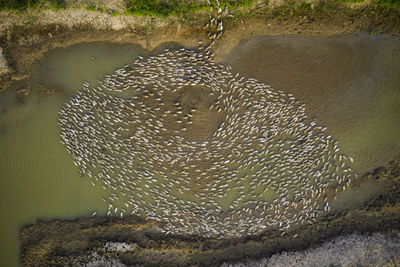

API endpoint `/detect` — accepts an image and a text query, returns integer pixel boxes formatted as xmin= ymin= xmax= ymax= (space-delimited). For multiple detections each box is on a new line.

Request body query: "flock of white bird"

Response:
xmin=58 ymin=1 xmax=357 ymax=238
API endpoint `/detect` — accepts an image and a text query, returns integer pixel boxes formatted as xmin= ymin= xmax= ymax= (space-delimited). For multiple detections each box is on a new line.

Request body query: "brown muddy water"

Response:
xmin=224 ymin=34 xmax=400 ymax=175
xmin=1 ymin=34 xmax=400 ymax=266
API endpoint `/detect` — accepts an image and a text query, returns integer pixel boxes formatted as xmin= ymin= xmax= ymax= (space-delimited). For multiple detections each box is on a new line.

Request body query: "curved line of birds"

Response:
xmin=57 ymin=0 xmax=358 ymax=238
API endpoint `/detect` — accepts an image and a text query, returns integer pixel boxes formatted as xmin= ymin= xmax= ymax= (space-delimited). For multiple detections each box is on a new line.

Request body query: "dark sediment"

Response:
xmin=20 ymin=156 xmax=400 ymax=266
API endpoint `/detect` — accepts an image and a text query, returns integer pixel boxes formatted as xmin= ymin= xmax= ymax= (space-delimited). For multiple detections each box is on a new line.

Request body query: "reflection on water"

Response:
xmin=0 ymin=35 xmax=399 ymax=266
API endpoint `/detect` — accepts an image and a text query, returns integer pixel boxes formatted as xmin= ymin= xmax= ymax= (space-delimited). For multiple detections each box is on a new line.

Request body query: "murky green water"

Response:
xmin=0 ymin=42 xmax=163 ymax=267
xmin=0 ymin=35 xmax=399 ymax=266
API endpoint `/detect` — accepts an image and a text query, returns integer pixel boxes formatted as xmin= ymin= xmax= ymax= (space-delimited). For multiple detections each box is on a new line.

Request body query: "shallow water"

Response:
xmin=224 ymin=34 xmax=400 ymax=175
xmin=0 ymin=42 xmax=163 ymax=267
xmin=0 ymin=35 xmax=399 ymax=266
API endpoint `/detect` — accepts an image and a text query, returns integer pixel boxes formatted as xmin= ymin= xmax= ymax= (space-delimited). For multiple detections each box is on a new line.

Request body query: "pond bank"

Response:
xmin=3 ymin=1 xmax=400 ymax=266
xmin=1 ymin=0 xmax=400 ymax=92
xmin=20 ymin=156 xmax=400 ymax=266
xmin=224 ymin=231 xmax=400 ymax=266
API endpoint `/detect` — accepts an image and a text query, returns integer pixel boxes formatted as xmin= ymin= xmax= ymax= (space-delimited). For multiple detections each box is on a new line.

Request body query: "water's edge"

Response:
xmin=20 ymin=156 xmax=400 ymax=266
xmin=2 ymin=10 xmax=398 ymax=265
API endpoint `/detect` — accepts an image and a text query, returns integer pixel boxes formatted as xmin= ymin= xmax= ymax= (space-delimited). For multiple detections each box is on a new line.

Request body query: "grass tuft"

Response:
xmin=373 ymin=0 xmax=400 ymax=8
xmin=124 ymin=0 xmax=256 ymax=17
